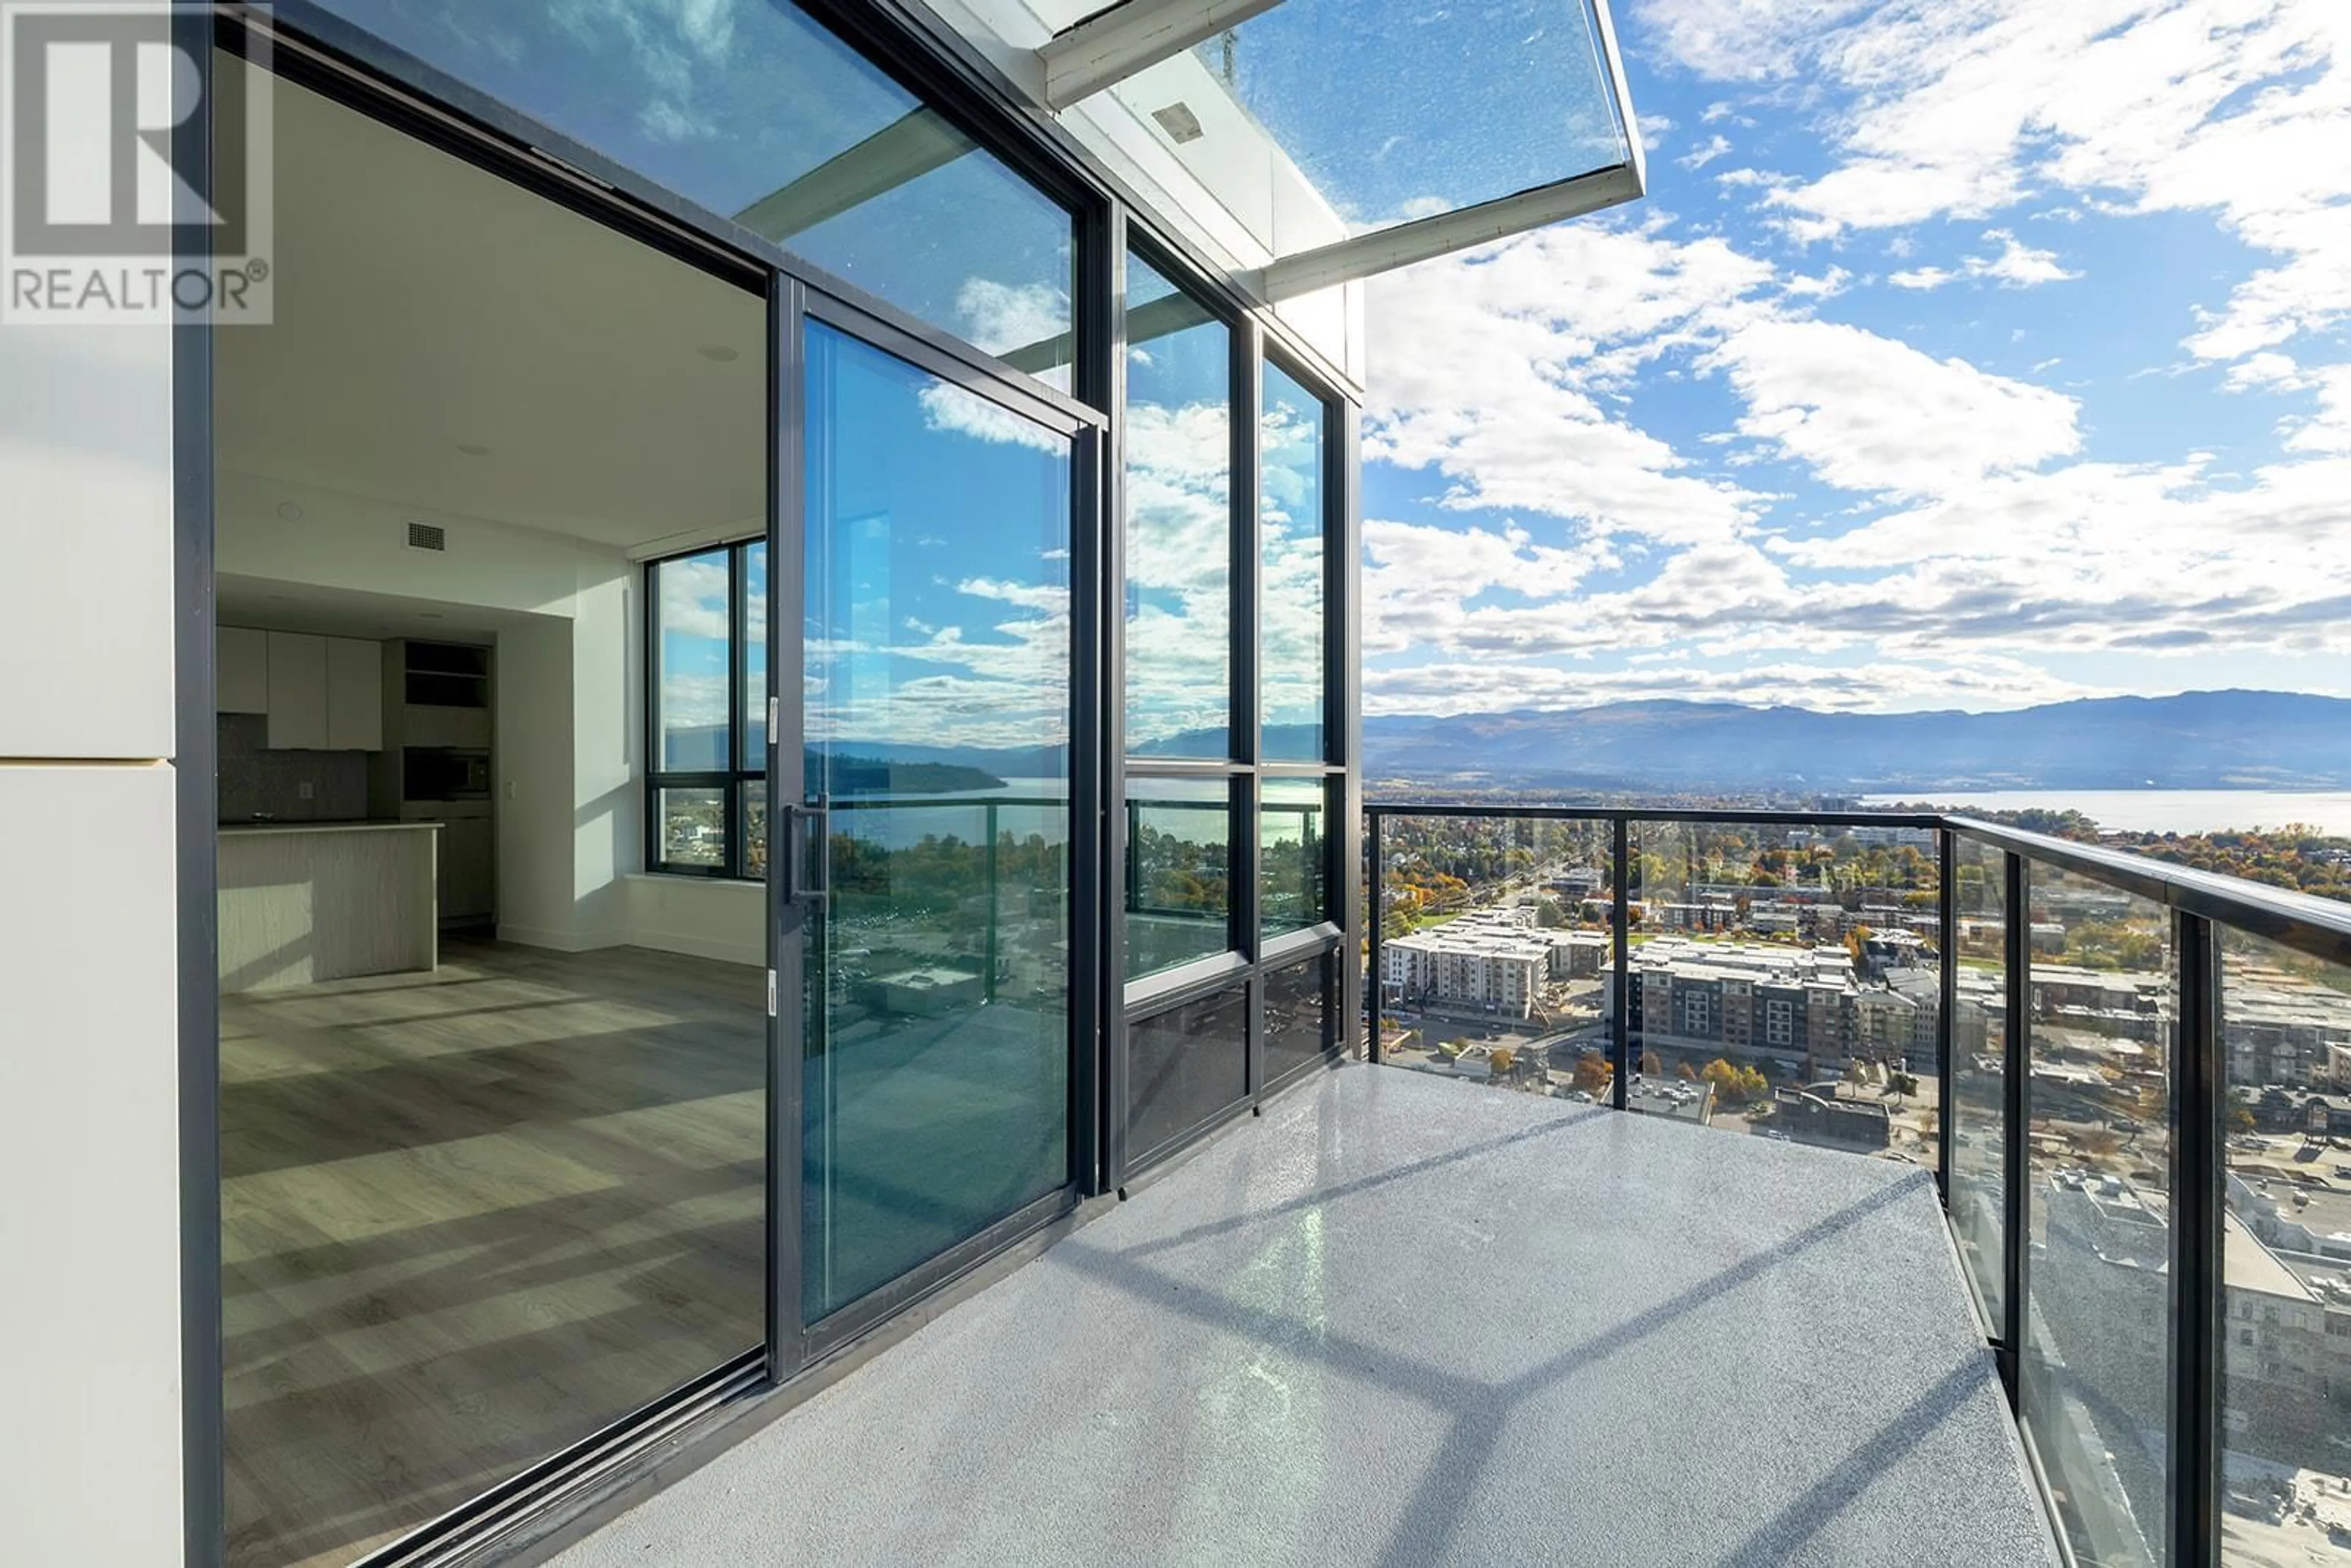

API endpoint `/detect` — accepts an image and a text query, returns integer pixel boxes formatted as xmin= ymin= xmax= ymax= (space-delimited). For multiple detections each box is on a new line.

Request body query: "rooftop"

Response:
xmin=553 ymin=1064 xmax=2052 ymax=1567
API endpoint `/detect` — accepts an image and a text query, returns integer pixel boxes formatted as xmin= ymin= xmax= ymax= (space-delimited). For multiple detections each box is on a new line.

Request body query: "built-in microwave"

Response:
xmin=403 ymin=746 xmax=491 ymax=801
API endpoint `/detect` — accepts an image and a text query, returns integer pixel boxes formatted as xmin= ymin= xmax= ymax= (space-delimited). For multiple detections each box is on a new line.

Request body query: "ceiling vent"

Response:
xmin=406 ymin=520 xmax=446 ymax=552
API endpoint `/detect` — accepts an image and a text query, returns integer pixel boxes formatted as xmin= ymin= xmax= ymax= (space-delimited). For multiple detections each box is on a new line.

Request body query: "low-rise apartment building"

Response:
xmin=1381 ymin=911 xmax=1551 ymax=1019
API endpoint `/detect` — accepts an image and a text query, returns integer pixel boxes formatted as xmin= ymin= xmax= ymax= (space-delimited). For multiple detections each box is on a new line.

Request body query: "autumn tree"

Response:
xmin=1573 ymin=1051 xmax=1613 ymax=1097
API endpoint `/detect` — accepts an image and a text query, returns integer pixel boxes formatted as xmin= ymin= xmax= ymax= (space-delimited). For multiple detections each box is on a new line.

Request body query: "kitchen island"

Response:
xmin=218 ymin=821 xmax=440 ymax=993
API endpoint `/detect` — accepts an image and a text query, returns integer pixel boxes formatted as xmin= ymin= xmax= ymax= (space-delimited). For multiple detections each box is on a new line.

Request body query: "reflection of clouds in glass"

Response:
xmin=811 ymin=324 xmax=1070 ymax=753
xmin=812 ymin=582 xmax=1071 ymax=749
xmin=1125 ymin=397 xmax=1232 ymax=746
xmin=1261 ymin=376 xmax=1326 ymax=750
xmin=919 ymin=381 xmax=1068 ymax=454
xmin=550 ymin=0 xmax=740 ymax=144
xmin=956 ymin=278 xmax=1070 ymax=361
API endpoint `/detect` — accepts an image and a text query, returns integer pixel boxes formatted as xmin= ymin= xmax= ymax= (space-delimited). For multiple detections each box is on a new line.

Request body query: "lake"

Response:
xmin=1858 ymin=789 xmax=2351 ymax=837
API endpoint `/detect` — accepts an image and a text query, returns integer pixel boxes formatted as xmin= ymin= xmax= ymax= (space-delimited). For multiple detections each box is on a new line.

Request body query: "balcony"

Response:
xmin=550 ymin=1062 xmax=2050 ymax=1566
xmin=529 ymin=804 xmax=2351 ymax=1568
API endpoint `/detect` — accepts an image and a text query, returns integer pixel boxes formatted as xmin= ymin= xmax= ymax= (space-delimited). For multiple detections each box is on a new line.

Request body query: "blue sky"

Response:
xmin=1356 ymin=0 xmax=2351 ymax=717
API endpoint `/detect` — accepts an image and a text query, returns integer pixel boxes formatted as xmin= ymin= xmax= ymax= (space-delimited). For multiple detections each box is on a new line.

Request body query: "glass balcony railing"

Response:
xmin=1364 ymin=802 xmax=2351 ymax=1567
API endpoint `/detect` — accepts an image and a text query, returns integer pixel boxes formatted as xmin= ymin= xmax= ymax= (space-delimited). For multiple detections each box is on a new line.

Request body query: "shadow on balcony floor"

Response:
xmin=553 ymin=1063 xmax=2057 ymax=1567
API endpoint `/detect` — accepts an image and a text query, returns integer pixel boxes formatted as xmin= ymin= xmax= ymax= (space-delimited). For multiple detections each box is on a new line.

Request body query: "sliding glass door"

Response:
xmin=779 ymin=303 xmax=1091 ymax=1346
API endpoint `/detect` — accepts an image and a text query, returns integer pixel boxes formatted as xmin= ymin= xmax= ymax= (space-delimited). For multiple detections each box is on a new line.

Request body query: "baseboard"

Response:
xmin=494 ymin=923 xmax=628 ymax=954
xmin=627 ymin=928 xmax=764 ymax=969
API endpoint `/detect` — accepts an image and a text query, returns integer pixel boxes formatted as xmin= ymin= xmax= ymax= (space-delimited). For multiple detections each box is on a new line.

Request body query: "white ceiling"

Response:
xmin=216 ymin=58 xmax=766 ymax=550
xmin=216 ymin=572 xmax=508 ymax=645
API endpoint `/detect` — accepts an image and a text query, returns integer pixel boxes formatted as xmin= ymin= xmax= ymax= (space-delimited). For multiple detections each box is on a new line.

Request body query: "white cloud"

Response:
xmin=1888 ymin=266 xmax=1957 ymax=290
xmin=1971 ymin=229 xmax=2079 ymax=286
xmin=2282 ymin=364 xmax=2351 ymax=454
xmin=1365 ymin=222 xmax=1780 ymax=547
xmin=1637 ymin=0 xmax=2351 ymax=370
xmin=1679 ymin=134 xmax=1734 ymax=170
xmin=1886 ymin=231 xmax=2076 ymax=291
xmin=1705 ymin=318 xmax=2082 ymax=495
xmin=1362 ymin=519 xmax=1611 ymax=657
xmin=1633 ymin=0 xmax=1880 ymax=81
xmin=1340 ymin=1 xmax=2351 ymax=718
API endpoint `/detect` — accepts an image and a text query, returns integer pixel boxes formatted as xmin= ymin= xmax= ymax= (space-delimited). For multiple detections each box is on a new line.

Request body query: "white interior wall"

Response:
xmin=222 ymin=468 xmax=762 ymax=961
xmin=0 ymin=324 xmax=187 ymax=1559
xmin=572 ymin=557 xmax=642 ymax=947
xmin=626 ymin=874 xmax=767 ymax=968
xmin=492 ymin=616 xmax=584 ymax=948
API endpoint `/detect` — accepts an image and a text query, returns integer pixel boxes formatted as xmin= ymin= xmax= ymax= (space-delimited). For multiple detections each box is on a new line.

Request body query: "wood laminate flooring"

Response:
xmin=220 ymin=940 xmax=765 ymax=1568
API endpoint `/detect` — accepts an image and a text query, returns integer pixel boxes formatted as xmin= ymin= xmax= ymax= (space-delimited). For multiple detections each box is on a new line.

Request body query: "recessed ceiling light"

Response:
xmin=697 ymin=344 xmax=741 ymax=362
xmin=1152 ymin=102 xmax=1205 ymax=144
xmin=456 ymin=442 xmax=492 ymax=457
xmin=276 ymin=501 xmax=304 ymax=521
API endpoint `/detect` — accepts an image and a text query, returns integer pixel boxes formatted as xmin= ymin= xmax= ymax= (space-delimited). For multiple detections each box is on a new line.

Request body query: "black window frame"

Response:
xmin=178 ymin=6 xmax=1368 ymax=1564
xmin=644 ymin=536 xmax=770 ymax=882
xmin=1113 ymin=234 xmax=1358 ymax=1180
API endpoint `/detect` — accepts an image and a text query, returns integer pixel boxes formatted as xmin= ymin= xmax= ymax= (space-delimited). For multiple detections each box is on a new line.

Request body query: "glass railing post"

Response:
xmin=1610 ymin=817 xmax=1630 ymax=1112
xmin=1938 ymin=829 xmax=1956 ymax=1207
xmin=2168 ymin=909 xmax=2222 ymax=1568
xmin=1367 ymin=809 xmax=1384 ymax=1063
xmin=2000 ymin=850 xmax=2028 ymax=1407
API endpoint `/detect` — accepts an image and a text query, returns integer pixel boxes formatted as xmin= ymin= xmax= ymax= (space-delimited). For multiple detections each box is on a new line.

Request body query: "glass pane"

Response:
xmin=744 ymin=779 xmax=770 ymax=882
xmin=313 ymin=0 xmax=1074 ymax=380
xmin=1265 ymin=954 xmax=1335 ymax=1083
xmin=1374 ymin=814 xmax=1613 ymax=1097
xmin=1187 ymin=0 xmax=1629 ymax=234
xmin=1262 ymin=776 xmax=1329 ymax=938
xmin=2218 ymin=928 xmax=2351 ymax=1566
xmin=1627 ymin=820 xmax=1943 ymax=1150
xmin=1127 ymin=779 xmax=1232 ymax=980
xmin=802 ymin=321 xmax=1072 ymax=1321
xmin=214 ymin=86 xmax=768 ymax=1563
xmin=2022 ymin=865 xmax=2175 ymax=1567
xmin=1950 ymin=839 xmax=2009 ymax=1327
xmin=658 ymin=785 xmax=727 ymax=868
xmin=1124 ymin=255 xmax=1231 ymax=757
xmin=1260 ymin=360 xmax=1326 ymax=761
xmin=654 ymin=547 xmax=731 ymax=771
xmin=743 ymin=540 xmax=768 ymax=764
xmin=1130 ymin=989 xmax=1250 ymax=1160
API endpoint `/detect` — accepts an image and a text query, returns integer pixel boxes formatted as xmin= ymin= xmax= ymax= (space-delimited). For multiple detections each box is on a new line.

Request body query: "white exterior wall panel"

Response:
xmin=0 ymin=321 xmax=177 ymax=758
xmin=0 ymin=762 xmax=187 ymax=1566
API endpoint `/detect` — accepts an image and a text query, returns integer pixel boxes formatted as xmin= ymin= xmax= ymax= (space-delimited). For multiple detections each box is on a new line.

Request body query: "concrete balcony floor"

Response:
xmin=555 ymin=1064 xmax=2057 ymax=1567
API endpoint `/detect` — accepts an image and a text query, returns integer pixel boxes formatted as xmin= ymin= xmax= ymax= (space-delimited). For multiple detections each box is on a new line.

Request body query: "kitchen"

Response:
xmin=214 ymin=612 xmax=497 ymax=994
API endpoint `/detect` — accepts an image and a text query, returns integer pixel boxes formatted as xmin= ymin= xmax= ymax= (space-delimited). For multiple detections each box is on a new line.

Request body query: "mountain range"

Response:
xmin=1361 ymin=691 xmax=2351 ymax=793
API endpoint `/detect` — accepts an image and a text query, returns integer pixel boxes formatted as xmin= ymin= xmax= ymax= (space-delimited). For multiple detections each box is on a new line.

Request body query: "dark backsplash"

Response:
xmin=217 ymin=713 xmax=371 ymax=822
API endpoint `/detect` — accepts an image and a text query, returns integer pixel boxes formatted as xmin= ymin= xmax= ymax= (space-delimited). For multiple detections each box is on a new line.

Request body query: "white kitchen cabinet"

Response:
xmin=265 ymin=632 xmax=329 ymax=750
xmin=217 ymin=627 xmax=269 ymax=714
xmin=324 ymin=637 xmax=384 ymax=751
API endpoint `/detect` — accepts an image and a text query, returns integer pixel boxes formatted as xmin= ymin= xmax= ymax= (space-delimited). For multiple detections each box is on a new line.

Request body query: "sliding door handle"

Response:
xmin=785 ymin=801 xmax=829 ymax=904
